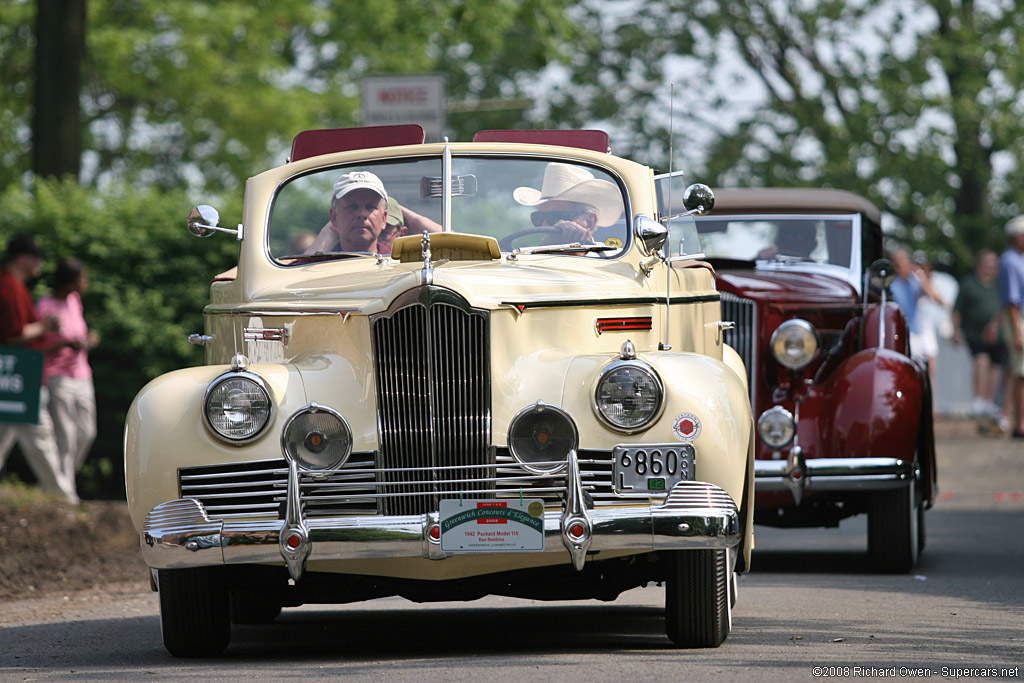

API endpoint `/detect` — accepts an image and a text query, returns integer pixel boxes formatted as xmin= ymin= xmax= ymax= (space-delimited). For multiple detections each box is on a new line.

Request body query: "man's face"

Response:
xmin=978 ymin=252 xmax=999 ymax=281
xmin=330 ymin=188 xmax=387 ymax=251
xmin=532 ymin=200 xmax=597 ymax=242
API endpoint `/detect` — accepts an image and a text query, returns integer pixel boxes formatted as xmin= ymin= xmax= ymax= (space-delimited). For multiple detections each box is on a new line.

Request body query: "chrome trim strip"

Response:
xmin=754 ymin=457 xmax=913 ymax=492
xmin=204 ymin=307 xmax=357 ymax=320
xmin=139 ymin=480 xmax=740 ymax=570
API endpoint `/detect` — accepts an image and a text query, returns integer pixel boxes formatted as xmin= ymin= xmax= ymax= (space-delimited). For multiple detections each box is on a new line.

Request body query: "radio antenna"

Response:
xmin=659 ymin=83 xmax=676 ymax=351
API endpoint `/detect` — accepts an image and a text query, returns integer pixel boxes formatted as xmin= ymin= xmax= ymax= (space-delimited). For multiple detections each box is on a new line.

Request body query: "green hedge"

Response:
xmin=1 ymin=178 xmax=241 ymax=499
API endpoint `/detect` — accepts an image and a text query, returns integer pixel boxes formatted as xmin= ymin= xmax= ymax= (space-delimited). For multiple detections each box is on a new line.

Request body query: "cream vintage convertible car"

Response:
xmin=124 ymin=125 xmax=754 ymax=656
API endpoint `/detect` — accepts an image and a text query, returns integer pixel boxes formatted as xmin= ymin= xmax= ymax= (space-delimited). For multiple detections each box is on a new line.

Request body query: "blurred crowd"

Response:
xmin=1 ymin=233 xmax=98 ymax=503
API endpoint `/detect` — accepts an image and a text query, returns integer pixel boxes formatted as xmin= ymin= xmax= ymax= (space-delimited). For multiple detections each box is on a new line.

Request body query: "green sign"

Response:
xmin=0 ymin=346 xmax=43 ymax=425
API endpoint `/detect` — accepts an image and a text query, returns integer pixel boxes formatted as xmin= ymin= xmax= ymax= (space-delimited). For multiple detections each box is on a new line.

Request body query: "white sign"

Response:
xmin=361 ymin=75 xmax=447 ymax=142
xmin=439 ymin=499 xmax=545 ymax=552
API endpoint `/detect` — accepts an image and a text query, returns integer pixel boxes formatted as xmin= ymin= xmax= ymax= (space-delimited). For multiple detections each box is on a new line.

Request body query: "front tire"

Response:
xmin=868 ymin=476 xmax=920 ymax=573
xmin=665 ymin=549 xmax=732 ymax=648
xmin=158 ymin=567 xmax=230 ymax=657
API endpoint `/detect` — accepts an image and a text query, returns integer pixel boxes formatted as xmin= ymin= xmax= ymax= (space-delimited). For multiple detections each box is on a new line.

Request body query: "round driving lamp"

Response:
xmin=281 ymin=404 xmax=353 ymax=471
xmin=770 ymin=319 xmax=819 ymax=370
xmin=593 ymin=360 xmax=665 ymax=433
xmin=508 ymin=402 xmax=577 ymax=473
xmin=204 ymin=373 xmax=272 ymax=442
xmin=758 ymin=406 xmax=796 ymax=449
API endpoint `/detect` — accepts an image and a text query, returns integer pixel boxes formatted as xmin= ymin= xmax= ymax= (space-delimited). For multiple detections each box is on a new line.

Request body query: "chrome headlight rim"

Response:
xmin=202 ymin=371 xmax=274 ymax=444
xmin=280 ymin=402 xmax=354 ymax=472
xmin=507 ymin=401 xmax=578 ymax=474
xmin=757 ymin=405 xmax=796 ymax=449
xmin=592 ymin=359 xmax=666 ymax=434
xmin=770 ymin=318 xmax=820 ymax=370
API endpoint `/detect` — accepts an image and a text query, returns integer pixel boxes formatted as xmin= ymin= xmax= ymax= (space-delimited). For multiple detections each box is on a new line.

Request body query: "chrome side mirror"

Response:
xmin=187 ymin=205 xmax=240 ymax=239
xmin=188 ymin=205 xmax=220 ymax=238
xmin=682 ymin=184 xmax=715 ymax=216
xmin=634 ymin=215 xmax=668 ymax=256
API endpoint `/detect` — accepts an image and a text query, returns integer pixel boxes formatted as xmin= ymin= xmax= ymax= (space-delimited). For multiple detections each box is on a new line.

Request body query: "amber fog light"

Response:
xmin=758 ymin=406 xmax=796 ymax=449
xmin=508 ymin=402 xmax=577 ymax=473
xmin=204 ymin=373 xmax=272 ymax=442
xmin=771 ymin=319 xmax=819 ymax=370
xmin=281 ymin=403 xmax=352 ymax=471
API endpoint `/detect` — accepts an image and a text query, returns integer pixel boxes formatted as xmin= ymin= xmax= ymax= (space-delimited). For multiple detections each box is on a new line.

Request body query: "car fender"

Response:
xmin=124 ymin=364 xmax=308 ymax=531
xmin=818 ymin=347 xmax=924 ymax=464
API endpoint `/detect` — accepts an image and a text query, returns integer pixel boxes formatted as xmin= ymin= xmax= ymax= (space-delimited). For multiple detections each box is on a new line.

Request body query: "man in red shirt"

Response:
xmin=0 ymin=234 xmax=79 ymax=503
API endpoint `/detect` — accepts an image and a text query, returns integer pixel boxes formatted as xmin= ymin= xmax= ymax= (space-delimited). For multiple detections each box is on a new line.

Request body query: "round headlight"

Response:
xmin=593 ymin=360 xmax=664 ymax=433
xmin=281 ymin=404 xmax=353 ymax=471
xmin=204 ymin=373 xmax=272 ymax=442
xmin=757 ymin=406 xmax=795 ymax=449
xmin=770 ymin=319 xmax=819 ymax=369
xmin=508 ymin=402 xmax=577 ymax=473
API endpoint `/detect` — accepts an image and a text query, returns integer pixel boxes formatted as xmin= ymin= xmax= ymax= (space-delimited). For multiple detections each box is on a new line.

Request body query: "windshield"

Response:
xmin=268 ymin=156 xmax=628 ymax=263
xmin=693 ymin=215 xmax=856 ymax=268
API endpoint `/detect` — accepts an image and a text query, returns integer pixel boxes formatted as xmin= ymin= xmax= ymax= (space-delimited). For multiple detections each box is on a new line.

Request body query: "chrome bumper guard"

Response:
xmin=142 ymin=451 xmax=740 ymax=580
xmin=754 ymin=453 xmax=914 ymax=503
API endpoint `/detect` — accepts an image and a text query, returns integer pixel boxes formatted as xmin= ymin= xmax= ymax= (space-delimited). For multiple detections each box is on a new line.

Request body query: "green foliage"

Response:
xmin=1 ymin=178 xmax=241 ymax=498
xmin=1 ymin=0 xmax=583 ymax=193
xmin=554 ymin=0 xmax=1024 ymax=273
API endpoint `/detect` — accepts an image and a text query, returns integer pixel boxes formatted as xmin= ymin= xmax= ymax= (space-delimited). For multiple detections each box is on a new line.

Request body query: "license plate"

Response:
xmin=439 ymin=499 xmax=546 ymax=552
xmin=613 ymin=444 xmax=694 ymax=495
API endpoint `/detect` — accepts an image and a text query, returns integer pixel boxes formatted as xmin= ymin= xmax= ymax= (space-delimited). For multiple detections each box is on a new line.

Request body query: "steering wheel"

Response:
xmin=499 ymin=226 xmax=562 ymax=251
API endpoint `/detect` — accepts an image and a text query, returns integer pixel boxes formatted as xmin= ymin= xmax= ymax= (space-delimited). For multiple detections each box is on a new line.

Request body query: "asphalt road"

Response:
xmin=1 ymin=423 xmax=1022 ymax=681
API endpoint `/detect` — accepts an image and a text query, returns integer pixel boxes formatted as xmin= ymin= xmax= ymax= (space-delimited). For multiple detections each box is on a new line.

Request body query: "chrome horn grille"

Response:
xmin=371 ymin=287 xmax=491 ymax=515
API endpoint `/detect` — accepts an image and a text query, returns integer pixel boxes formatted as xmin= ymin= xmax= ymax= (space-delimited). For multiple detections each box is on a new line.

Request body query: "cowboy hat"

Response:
xmin=513 ymin=162 xmax=623 ymax=227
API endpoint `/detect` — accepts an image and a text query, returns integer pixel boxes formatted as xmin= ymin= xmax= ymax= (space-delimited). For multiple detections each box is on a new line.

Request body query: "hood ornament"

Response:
xmin=421 ymin=231 xmax=433 ymax=285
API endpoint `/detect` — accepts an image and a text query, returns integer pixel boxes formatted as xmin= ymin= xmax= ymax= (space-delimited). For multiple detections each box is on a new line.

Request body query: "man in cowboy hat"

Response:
xmin=513 ymin=162 xmax=623 ymax=245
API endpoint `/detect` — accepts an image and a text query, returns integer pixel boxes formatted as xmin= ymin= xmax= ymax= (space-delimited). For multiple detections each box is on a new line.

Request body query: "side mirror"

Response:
xmin=187 ymin=205 xmax=220 ymax=238
xmin=634 ymin=215 xmax=668 ymax=256
xmin=682 ymin=184 xmax=715 ymax=216
xmin=868 ymin=258 xmax=896 ymax=291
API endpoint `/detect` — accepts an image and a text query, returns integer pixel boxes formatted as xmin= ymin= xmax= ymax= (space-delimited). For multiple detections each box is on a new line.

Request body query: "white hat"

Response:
xmin=1006 ymin=215 xmax=1024 ymax=237
xmin=333 ymin=171 xmax=387 ymax=203
xmin=513 ymin=162 xmax=623 ymax=227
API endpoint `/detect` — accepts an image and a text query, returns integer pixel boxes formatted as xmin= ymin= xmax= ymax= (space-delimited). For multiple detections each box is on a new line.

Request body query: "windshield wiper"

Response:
xmin=510 ymin=242 xmax=618 ymax=256
xmin=280 ymin=250 xmax=375 ymax=263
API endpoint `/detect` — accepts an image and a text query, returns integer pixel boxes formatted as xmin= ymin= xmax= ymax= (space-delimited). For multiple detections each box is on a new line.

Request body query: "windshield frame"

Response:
xmin=263 ymin=151 xmax=634 ymax=267
xmin=696 ymin=212 xmax=865 ymax=295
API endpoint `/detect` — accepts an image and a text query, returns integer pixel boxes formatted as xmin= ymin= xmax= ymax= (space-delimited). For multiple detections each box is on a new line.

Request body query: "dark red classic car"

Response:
xmin=680 ymin=187 xmax=936 ymax=572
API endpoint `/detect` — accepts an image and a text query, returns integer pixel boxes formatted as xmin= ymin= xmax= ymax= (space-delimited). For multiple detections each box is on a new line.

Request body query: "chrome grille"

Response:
xmin=720 ymin=291 xmax=757 ymax=402
xmin=179 ymin=454 xmax=380 ymax=520
xmin=372 ymin=288 xmax=491 ymax=515
xmin=178 ymin=451 xmax=619 ymax=520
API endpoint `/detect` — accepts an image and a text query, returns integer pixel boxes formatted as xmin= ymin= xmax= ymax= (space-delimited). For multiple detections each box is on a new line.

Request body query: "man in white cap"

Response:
xmin=309 ymin=171 xmax=390 ymax=253
xmin=998 ymin=215 xmax=1024 ymax=438
xmin=513 ymin=162 xmax=623 ymax=245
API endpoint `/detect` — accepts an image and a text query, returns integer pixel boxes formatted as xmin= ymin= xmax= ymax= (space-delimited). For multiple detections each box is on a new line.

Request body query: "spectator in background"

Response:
xmin=953 ymin=250 xmax=1008 ymax=431
xmin=37 ymin=257 xmax=99 ymax=482
xmin=0 ymin=234 xmax=78 ymax=503
xmin=998 ymin=216 xmax=1024 ymax=438
xmin=891 ymin=247 xmax=946 ymax=382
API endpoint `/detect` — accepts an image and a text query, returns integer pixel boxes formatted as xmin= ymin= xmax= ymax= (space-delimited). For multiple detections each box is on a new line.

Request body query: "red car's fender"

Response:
xmin=862 ymin=301 xmax=910 ymax=354
xmin=806 ymin=347 xmax=936 ymax=502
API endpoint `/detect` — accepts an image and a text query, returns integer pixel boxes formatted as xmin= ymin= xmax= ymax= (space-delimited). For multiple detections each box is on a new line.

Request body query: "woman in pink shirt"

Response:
xmin=37 ymin=258 xmax=99 ymax=483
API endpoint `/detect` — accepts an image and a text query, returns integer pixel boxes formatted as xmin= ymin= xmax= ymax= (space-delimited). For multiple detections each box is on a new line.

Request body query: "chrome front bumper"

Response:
xmin=754 ymin=452 xmax=915 ymax=502
xmin=141 ymin=451 xmax=740 ymax=580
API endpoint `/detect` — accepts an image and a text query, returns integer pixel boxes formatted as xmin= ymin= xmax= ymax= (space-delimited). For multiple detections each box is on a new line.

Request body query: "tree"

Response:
xmin=550 ymin=0 xmax=1024 ymax=270
xmin=32 ymin=0 xmax=85 ymax=180
xmin=1 ymin=0 xmax=583 ymax=195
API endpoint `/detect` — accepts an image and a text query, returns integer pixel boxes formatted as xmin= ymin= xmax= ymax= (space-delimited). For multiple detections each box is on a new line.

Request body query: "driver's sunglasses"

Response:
xmin=530 ymin=209 xmax=584 ymax=227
